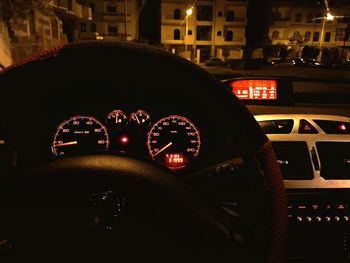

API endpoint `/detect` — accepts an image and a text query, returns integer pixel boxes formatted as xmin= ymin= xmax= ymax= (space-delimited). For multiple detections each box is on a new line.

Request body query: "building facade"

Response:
xmin=79 ymin=0 xmax=139 ymax=41
xmin=0 ymin=21 xmax=12 ymax=67
xmin=161 ymin=0 xmax=247 ymax=63
xmin=269 ymin=0 xmax=350 ymax=59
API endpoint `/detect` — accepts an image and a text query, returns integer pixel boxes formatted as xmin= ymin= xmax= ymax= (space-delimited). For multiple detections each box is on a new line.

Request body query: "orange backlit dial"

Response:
xmin=147 ymin=115 xmax=200 ymax=169
xmin=52 ymin=116 xmax=109 ymax=157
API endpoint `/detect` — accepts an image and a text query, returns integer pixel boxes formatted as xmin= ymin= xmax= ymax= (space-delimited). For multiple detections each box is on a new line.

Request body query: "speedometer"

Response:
xmin=147 ymin=115 xmax=201 ymax=169
xmin=52 ymin=116 xmax=109 ymax=157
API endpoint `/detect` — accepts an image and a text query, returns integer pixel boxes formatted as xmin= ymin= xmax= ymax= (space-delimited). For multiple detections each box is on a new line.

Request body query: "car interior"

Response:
xmin=0 ymin=40 xmax=349 ymax=262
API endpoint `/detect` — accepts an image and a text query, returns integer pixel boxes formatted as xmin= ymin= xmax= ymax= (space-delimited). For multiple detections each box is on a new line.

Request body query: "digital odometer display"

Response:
xmin=52 ymin=116 xmax=109 ymax=157
xmin=147 ymin=115 xmax=201 ymax=169
xmin=230 ymin=79 xmax=277 ymax=100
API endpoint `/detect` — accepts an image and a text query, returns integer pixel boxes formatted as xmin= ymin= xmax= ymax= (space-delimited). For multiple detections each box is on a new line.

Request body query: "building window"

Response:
xmin=295 ymin=12 xmax=302 ymax=22
xmin=272 ymin=30 xmax=280 ymax=39
xmin=313 ymin=31 xmax=320 ymax=41
xmin=225 ymin=30 xmax=233 ymax=41
xmin=89 ymin=4 xmax=95 ymax=13
xmin=335 ymin=28 xmax=345 ymax=41
xmin=80 ymin=23 xmax=87 ymax=32
xmin=306 ymin=13 xmax=313 ymax=23
xmin=108 ymin=25 xmax=118 ymax=34
xmin=315 ymin=13 xmax=322 ymax=23
xmin=52 ymin=18 xmax=58 ymax=38
xmin=273 ymin=11 xmax=282 ymax=20
xmin=106 ymin=3 xmax=117 ymax=13
xmin=217 ymin=30 xmax=222 ymax=36
xmin=342 ymin=15 xmax=350 ymax=23
xmin=174 ymin=9 xmax=181 ymax=20
xmin=304 ymin=31 xmax=311 ymax=42
xmin=67 ymin=0 xmax=72 ymax=11
xmin=196 ymin=26 xmax=212 ymax=40
xmin=324 ymin=32 xmax=331 ymax=42
xmin=91 ymin=23 xmax=96 ymax=33
xmin=218 ymin=11 xmax=223 ymax=17
xmin=173 ymin=29 xmax=180 ymax=40
xmin=197 ymin=5 xmax=213 ymax=21
xmin=226 ymin=11 xmax=235 ymax=21
xmin=188 ymin=30 xmax=192 ymax=35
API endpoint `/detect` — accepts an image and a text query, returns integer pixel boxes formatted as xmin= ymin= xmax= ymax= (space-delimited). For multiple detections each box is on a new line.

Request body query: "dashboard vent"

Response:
xmin=258 ymin=119 xmax=294 ymax=134
xmin=314 ymin=120 xmax=350 ymax=134
xmin=316 ymin=142 xmax=350 ymax=179
xmin=271 ymin=141 xmax=314 ymax=180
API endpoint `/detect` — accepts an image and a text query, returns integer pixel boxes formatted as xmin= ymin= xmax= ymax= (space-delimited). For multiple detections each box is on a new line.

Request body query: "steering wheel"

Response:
xmin=0 ymin=41 xmax=287 ymax=262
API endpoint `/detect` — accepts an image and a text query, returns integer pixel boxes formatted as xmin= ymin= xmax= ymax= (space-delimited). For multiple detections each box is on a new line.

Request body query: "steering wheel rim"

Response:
xmin=0 ymin=41 xmax=287 ymax=262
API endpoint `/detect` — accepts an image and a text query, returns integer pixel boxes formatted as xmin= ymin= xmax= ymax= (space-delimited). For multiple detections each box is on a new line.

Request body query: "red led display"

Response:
xmin=230 ymin=79 xmax=277 ymax=100
xmin=166 ymin=154 xmax=186 ymax=167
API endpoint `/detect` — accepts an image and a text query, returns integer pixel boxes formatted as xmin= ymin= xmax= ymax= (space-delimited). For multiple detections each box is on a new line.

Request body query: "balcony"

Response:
xmin=163 ymin=15 xmax=186 ymax=20
xmin=224 ymin=17 xmax=246 ymax=24
xmin=82 ymin=6 xmax=92 ymax=20
xmin=53 ymin=0 xmax=91 ymax=21
xmin=53 ymin=0 xmax=68 ymax=10
xmin=101 ymin=13 xmax=132 ymax=23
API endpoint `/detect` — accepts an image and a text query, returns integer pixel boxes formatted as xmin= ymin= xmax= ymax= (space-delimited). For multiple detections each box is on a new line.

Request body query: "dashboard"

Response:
xmin=50 ymin=110 xmax=201 ymax=170
xmin=253 ymin=113 xmax=350 ymax=262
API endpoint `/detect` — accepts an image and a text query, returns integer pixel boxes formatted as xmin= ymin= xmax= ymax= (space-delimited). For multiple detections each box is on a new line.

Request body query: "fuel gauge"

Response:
xmin=106 ymin=110 xmax=128 ymax=130
xmin=130 ymin=110 xmax=151 ymax=128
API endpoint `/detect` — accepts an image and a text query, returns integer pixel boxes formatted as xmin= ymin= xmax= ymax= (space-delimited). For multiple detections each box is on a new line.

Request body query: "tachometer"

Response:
xmin=52 ymin=116 xmax=109 ymax=157
xmin=147 ymin=115 xmax=200 ymax=169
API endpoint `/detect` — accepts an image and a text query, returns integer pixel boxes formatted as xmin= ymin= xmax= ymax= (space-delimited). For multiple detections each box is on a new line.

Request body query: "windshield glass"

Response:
xmin=1 ymin=0 xmax=349 ymax=101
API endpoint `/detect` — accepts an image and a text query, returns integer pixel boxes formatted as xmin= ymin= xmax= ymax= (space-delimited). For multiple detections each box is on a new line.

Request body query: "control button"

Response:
xmin=297 ymin=205 xmax=307 ymax=209
xmin=344 ymin=216 xmax=349 ymax=222
xmin=315 ymin=216 xmax=322 ymax=222
xmin=299 ymin=119 xmax=318 ymax=134
xmin=337 ymin=204 xmax=346 ymax=210
xmin=306 ymin=216 xmax=312 ymax=222
xmin=324 ymin=204 xmax=332 ymax=210
xmin=334 ymin=216 xmax=340 ymax=222
xmin=311 ymin=204 xmax=319 ymax=210
xmin=325 ymin=216 xmax=331 ymax=222
xmin=296 ymin=216 xmax=303 ymax=222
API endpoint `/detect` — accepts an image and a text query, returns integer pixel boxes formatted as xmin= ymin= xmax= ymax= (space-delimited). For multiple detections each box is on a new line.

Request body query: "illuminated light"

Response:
xmin=326 ymin=12 xmax=334 ymax=21
xmin=186 ymin=7 xmax=193 ymax=16
xmin=339 ymin=124 xmax=347 ymax=131
xmin=120 ymin=135 xmax=129 ymax=145
xmin=230 ymin=79 xmax=278 ymax=100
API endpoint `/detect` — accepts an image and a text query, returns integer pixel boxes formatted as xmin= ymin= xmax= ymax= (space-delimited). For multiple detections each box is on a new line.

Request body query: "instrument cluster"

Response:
xmin=51 ymin=109 xmax=201 ymax=170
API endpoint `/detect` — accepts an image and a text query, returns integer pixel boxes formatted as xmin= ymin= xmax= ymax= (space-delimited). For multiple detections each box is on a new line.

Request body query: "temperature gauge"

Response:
xmin=130 ymin=110 xmax=151 ymax=128
xmin=106 ymin=110 xmax=128 ymax=130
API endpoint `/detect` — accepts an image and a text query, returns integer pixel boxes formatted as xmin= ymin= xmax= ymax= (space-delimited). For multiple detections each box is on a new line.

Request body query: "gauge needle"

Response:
xmin=53 ymin=141 xmax=78 ymax=147
xmin=135 ymin=114 xmax=141 ymax=124
xmin=153 ymin=142 xmax=173 ymax=157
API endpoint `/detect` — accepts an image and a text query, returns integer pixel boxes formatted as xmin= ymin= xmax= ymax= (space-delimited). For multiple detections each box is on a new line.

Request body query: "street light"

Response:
xmin=185 ymin=7 xmax=193 ymax=53
xmin=320 ymin=12 xmax=334 ymax=46
xmin=318 ymin=12 xmax=335 ymax=60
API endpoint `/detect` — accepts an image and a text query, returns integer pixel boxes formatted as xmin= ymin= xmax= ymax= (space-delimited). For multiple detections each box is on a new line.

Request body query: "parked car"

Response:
xmin=205 ymin=58 xmax=227 ymax=67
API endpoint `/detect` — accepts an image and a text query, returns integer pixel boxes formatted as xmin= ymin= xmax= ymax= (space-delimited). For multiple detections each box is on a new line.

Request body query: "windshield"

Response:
xmin=1 ymin=0 xmax=349 ymax=102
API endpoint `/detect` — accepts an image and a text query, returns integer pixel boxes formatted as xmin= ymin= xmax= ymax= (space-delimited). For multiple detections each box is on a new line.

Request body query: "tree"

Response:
xmin=302 ymin=45 xmax=320 ymax=60
xmin=289 ymin=32 xmax=304 ymax=58
xmin=244 ymin=0 xmax=273 ymax=62
xmin=279 ymin=45 xmax=288 ymax=62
